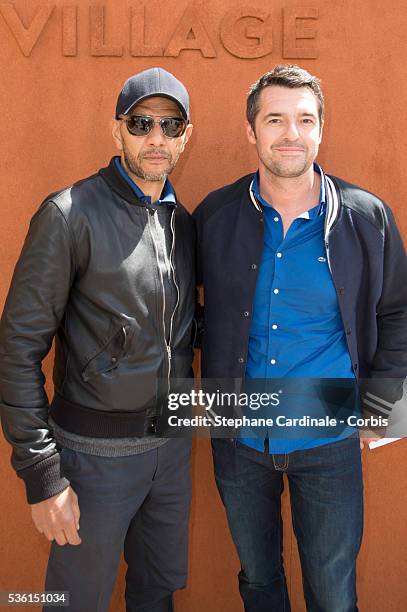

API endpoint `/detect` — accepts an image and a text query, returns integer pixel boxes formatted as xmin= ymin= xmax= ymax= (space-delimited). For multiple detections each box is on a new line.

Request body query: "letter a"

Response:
xmin=164 ymin=6 xmax=216 ymax=57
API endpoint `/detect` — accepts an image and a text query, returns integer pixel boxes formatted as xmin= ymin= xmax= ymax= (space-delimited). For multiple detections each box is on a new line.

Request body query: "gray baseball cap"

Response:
xmin=115 ymin=67 xmax=190 ymax=121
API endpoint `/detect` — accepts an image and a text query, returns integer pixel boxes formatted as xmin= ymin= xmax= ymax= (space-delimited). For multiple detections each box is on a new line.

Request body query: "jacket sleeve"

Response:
xmin=0 ymin=199 xmax=75 ymax=503
xmin=360 ymin=204 xmax=407 ymax=423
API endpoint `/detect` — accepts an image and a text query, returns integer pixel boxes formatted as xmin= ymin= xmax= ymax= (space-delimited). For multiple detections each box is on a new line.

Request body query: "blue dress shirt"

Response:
xmin=241 ymin=164 xmax=358 ymax=454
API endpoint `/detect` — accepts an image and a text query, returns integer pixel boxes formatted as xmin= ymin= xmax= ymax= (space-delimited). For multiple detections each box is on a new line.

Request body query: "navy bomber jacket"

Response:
xmin=193 ymin=172 xmax=407 ymax=421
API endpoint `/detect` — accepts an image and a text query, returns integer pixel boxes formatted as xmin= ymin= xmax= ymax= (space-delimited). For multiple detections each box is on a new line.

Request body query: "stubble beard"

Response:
xmin=265 ymin=158 xmax=311 ymax=178
xmin=122 ymin=143 xmax=179 ymax=182
xmin=260 ymin=140 xmax=318 ymax=179
xmin=263 ymin=148 xmax=315 ymax=179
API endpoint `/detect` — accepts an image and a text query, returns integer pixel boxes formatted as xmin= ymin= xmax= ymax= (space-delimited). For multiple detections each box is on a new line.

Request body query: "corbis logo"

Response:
xmin=0 ymin=3 xmax=319 ymax=59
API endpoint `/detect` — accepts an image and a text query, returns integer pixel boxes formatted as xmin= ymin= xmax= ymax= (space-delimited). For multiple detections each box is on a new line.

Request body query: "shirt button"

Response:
xmin=251 ymin=263 xmax=257 ymax=270
xmin=272 ymin=324 xmax=278 ymax=330
xmin=276 ymin=252 xmax=283 ymax=258
xmin=243 ymin=311 xmax=250 ymax=317
xmin=273 ymin=288 xmax=279 ymax=294
xmin=270 ymin=359 xmax=277 ymax=365
xmin=238 ymin=357 xmax=244 ymax=363
xmin=274 ymin=216 xmax=279 ymax=222
xmin=111 ymin=356 xmax=117 ymax=364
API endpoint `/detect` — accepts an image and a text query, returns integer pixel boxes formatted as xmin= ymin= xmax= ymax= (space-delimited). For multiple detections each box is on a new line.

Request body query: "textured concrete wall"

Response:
xmin=0 ymin=1 xmax=406 ymax=610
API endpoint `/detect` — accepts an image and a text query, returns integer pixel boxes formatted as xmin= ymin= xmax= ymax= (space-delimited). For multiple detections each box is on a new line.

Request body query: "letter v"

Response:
xmin=0 ymin=3 xmax=54 ymax=57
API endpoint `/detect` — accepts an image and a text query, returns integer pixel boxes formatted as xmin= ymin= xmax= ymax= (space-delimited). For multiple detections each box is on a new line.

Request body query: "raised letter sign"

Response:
xmin=283 ymin=7 xmax=318 ymax=59
xmin=90 ymin=5 xmax=123 ymax=56
xmin=164 ymin=6 xmax=216 ymax=58
xmin=131 ymin=5 xmax=163 ymax=57
xmin=62 ymin=5 xmax=77 ymax=56
xmin=220 ymin=7 xmax=273 ymax=59
xmin=0 ymin=3 xmax=54 ymax=57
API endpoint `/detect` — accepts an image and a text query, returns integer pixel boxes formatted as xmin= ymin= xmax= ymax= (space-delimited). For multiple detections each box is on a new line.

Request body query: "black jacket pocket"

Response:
xmin=81 ymin=325 xmax=132 ymax=382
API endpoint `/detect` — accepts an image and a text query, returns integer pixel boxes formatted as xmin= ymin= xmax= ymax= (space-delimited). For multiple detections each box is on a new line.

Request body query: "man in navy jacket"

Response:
xmin=193 ymin=65 xmax=407 ymax=611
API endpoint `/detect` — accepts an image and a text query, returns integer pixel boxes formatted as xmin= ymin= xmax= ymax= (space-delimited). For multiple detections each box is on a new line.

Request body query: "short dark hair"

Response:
xmin=246 ymin=64 xmax=324 ymax=129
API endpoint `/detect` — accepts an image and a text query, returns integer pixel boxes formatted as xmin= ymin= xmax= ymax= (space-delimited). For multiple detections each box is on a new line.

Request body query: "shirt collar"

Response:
xmin=251 ymin=162 xmax=326 ymax=219
xmin=114 ymin=157 xmax=176 ymax=206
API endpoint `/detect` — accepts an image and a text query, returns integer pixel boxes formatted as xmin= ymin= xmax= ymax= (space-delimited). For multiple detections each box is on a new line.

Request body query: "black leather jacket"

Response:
xmin=0 ymin=157 xmax=195 ymax=503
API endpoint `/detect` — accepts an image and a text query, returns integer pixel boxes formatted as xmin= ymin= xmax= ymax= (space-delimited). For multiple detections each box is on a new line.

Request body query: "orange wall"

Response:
xmin=0 ymin=1 xmax=406 ymax=610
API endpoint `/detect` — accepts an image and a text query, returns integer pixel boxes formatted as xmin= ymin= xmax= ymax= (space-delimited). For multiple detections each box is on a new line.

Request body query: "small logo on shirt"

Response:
xmin=318 ymin=256 xmax=327 ymax=262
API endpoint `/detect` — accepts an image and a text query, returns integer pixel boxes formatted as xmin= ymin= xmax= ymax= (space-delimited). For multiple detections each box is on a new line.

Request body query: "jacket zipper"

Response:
xmin=146 ymin=207 xmax=179 ymax=396
xmin=147 ymin=209 xmax=170 ymax=387
xmin=168 ymin=209 xmax=180 ymax=377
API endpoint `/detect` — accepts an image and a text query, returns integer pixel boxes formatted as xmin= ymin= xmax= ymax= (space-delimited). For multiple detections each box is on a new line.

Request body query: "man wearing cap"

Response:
xmin=0 ymin=67 xmax=194 ymax=611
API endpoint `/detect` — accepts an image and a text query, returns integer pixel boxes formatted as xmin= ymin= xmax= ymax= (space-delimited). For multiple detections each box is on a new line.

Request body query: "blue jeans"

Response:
xmin=212 ymin=435 xmax=363 ymax=612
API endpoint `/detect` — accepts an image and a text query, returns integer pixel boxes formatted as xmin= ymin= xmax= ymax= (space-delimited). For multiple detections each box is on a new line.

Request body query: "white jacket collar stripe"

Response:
xmin=247 ymin=171 xmax=341 ymax=240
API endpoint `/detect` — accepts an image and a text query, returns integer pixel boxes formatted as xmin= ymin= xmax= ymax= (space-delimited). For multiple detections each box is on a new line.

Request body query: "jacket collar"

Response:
xmin=247 ymin=166 xmax=340 ymax=240
xmin=324 ymin=175 xmax=340 ymax=239
xmin=113 ymin=157 xmax=176 ymax=206
xmin=99 ymin=157 xmax=179 ymax=209
xmin=99 ymin=157 xmax=146 ymax=206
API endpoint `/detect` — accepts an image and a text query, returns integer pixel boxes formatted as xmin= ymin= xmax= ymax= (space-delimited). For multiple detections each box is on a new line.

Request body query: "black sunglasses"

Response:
xmin=121 ymin=115 xmax=187 ymax=138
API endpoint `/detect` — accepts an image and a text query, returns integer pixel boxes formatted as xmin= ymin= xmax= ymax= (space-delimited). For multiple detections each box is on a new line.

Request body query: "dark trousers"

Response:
xmin=44 ymin=438 xmax=192 ymax=612
xmin=212 ymin=436 xmax=363 ymax=612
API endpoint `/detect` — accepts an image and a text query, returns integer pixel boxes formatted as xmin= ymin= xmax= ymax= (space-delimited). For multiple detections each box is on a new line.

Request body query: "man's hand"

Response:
xmin=359 ymin=436 xmax=381 ymax=450
xmin=30 ymin=486 xmax=81 ymax=546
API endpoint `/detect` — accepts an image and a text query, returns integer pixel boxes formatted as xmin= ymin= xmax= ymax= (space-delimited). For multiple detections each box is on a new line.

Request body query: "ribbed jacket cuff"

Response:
xmin=362 ymin=390 xmax=395 ymax=419
xmin=18 ymin=453 xmax=70 ymax=504
xmin=360 ymin=389 xmax=395 ymax=441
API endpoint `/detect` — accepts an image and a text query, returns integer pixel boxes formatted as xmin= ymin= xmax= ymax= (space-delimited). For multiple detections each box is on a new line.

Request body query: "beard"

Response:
xmin=260 ymin=141 xmax=317 ymax=178
xmin=265 ymin=156 xmax=311 ymax=178
xmin=122 ymin=144 xmax=179 ymax=182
